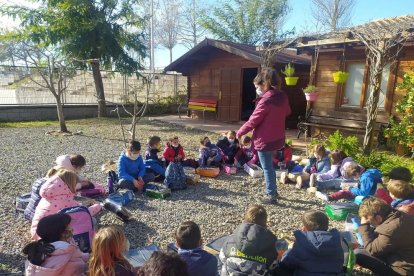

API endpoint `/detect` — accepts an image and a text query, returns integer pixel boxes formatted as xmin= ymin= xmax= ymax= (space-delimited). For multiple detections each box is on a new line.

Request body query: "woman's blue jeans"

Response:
xmin=257 ymin=150 xmax=277 ymax=197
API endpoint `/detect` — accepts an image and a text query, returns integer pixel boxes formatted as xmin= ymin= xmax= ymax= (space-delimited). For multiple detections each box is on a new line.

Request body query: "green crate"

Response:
xmin=145 ymin=187 xmax=171 ymax=199
xmin=325 ymin=202 xmax=359 ymax=220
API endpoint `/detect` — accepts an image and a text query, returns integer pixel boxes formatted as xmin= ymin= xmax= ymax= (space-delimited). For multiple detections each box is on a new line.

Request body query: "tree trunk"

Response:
xmin=169 ymin=48 xmax=173 ymax=63
xmin=91 ymin=61 xmax=107 ymax=117
xmin=55 ymin=96 xmax=68 ymax=132
xmin=363 ymin=69 xmax=383 ymax=154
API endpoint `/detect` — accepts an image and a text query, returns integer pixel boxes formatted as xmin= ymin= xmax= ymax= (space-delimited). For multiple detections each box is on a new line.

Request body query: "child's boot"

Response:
xmin=280 ymin=172 xmax=288 ymax=184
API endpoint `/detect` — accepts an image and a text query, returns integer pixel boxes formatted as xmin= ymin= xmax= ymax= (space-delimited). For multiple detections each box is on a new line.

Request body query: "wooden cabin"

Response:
xmin=293 ymin=15 xmax=414 ymax=137
xmin=164 ymin=38 xmax=311 ymax=128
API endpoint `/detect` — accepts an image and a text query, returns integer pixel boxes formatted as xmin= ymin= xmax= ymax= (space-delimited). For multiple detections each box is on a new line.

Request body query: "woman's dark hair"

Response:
xmin=261 ymin=68 xmax=280 ymax=90
xmin=128 ymin=140 xmax=141 ymax=151
xmin=136 ymin=251 xmax=189 ymax=276
xmin=148 ymin=136 xmax=161 ymax=147
xmin=23 ymin=214 xmax=71 ymax=265
xmin=69 ymin=154 xmax=86 ymax=168
xmin=331 ymin=150 xmax=347 ymax=165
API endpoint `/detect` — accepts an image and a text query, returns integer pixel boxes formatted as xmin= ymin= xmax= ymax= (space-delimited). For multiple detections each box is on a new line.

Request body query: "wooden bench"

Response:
xmin=178 ymin=98 xmax=218 ymax=121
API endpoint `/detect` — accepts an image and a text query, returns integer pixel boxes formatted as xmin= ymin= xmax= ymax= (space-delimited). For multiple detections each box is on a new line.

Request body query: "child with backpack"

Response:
xmin=219 ymin=205 xmax=278 ymax=275
xmin=88 ymin=226 xmax=135 ymax=276
xmin=279 ymin=210 xmax=345 ymax=275
xmin=376 ymin=167 xmax=412 ymax=205
xmin=309 ymin=150 xmax=354 ymax=191
xmin=355 ymin=197 xmax=414 ymax=275
xmin=388 ymin=179 xmax=414 ymax=216
xmin=234 ymin=136 xmax=258 ymax=167
xmin=144 ymin=136 xmax=166 ymax=180
xmin=30 ymin=170 xmax=102 ymax=240
xmin=175 ymin=221 xmax=218 ymax=276
xmin=315 ymin=163 xmax=382 ymax=202
xmin=118 ymin=140 xmax=155 ymax=192
xmin=163 ymin=136 xmax=186 ymax=167
xmin=198 ymin=137 xmax=223 ymax=167
xmin=280 ymin=144 xmax=331 ymax=190
xmin=23 ymin=213 xmax=89 ymax=275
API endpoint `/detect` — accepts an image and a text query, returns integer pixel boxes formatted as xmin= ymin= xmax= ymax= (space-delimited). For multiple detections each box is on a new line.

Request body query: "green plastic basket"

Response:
xmin=325 ymin=202 xmax=359 ymax=220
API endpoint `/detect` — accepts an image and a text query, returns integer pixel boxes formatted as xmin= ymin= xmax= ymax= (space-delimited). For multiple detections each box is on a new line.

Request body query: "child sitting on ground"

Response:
xmin=144 ymin=136 xmax=166 ymax=180
xmin=315 ymin=163 xmax=382 ymax=202
xmin=234 ymin=136 xmax=258 ymax=167
xmin=163 ymin=136 xmax=185 ymax=167
xmin=118 ymin=140 xmax=155 ymax=192
xmin=280 ymin=210 xmax=344 ymax=275
xmin=88 ymin=226 xmax=135 ymax=276
xmin=217 ymin=131 xmax=240 ymax=164
xmin=137 ymin=251 xmax=189 ymax=276
xmin=273 ymin=143 xmax=295 ymax=171
xmin=24 ymin=213 xmax=89 ymax=275
xmin=355 ymin=197 xmax=414 ymax=275
xmin=309 ymin=150 xmax=354 ymax=191
xmin=388 ymin=179 xmax=414 ymax=216
xmin=376 ymin=167 xmax=412 ymax=205
xmin=198 ymin=137 xmax=223 ymax=167
xmin=281 ymin=144 xmax=331 ymax=190
xmin=30 ymin=169 xmax=102 ymax=240
xmin=55 ymin=154 xmax=94 ymax=190
xmin=219 ymin=204 xmax=278 ymax=275
xmin=175 ymin=221 xmax=218 ymax=276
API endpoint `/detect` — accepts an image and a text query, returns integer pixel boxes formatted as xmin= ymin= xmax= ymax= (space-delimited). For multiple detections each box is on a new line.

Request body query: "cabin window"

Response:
xmin=342 ymin=62 xmax=365 ymax=107
xmin=364 ymin=63 xmax=391 ymax=109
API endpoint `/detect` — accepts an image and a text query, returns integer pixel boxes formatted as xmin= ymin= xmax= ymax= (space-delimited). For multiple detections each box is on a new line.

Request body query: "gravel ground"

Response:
xmin=0 ymin=118 xmax=370 ymax=275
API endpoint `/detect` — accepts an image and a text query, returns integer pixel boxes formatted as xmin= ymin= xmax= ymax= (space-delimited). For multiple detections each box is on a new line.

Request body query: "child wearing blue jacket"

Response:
xmin=280 ymin=210 xmax=345 ymax=275
xmin=175 ymin=221 xmax=218 ymax=276
xmin=144 ymin=136 xmax=166 ymax=180
xmin=198 ymin=137 xmax=223 ymax=167
xmin=117 ymin=140 xmax=155 ymax=192
xmin=316 ymin=163 xmax=382 ymax=201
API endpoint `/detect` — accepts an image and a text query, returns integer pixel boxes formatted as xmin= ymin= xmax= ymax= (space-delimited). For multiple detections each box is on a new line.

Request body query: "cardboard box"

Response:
xmin=243 ymin=163 xmax=263 ymax=178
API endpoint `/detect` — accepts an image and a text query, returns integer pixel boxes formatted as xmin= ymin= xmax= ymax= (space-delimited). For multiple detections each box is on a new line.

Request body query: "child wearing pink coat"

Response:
xmin=24 ymin=213 xmax=89 ymax=276
xmin=31 ymin=170 xmax=101 ymax=240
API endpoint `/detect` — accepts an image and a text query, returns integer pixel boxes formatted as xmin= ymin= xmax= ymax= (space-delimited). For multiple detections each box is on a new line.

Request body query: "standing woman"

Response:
xmin=237 ymin=68 xmax=291 ymax=204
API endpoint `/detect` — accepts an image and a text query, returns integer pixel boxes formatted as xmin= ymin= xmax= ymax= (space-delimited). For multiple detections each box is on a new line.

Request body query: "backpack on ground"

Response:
xmin=164 ymin=162 xmax=187 ymax=191
xmin=23 ymin=177 xmax=48 ymax=221
xmin=79 ymin=183 xmax=107 ymax=198
xmin=15 ymin=193 xmax=31 ymax=214
xmin=59 ymin=206 xmax=95 ymax=253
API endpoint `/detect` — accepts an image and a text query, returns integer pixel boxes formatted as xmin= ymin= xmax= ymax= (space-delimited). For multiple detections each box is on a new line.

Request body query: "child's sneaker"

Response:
xmin=295 ymin=176 xmax=303 ymax=189
xmin=307 ymin=187 xmax=317 ymax=194
xmin=315 ymin=191 xmax=329 ymax=201
xmin=280 ymin=172 xmax=288 ymax=184
xmin=309 ymin=174 xmax=317 ymax=187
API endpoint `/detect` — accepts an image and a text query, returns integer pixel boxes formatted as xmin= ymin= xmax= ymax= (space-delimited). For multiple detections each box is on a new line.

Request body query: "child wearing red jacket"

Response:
xmin=273 ymin=144 xmax=294 ymax=170
xmin=163 ymin=136 xmax=185 ymax=167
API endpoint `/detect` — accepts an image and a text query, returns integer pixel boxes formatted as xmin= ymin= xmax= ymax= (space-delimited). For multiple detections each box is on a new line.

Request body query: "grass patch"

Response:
xmin=0 ymin=120 xmax=57 ymax=128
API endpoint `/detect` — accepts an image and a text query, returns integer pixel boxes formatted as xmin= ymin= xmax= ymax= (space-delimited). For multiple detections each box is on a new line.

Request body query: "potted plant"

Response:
xmin=303 ymin=85 xmax=319 ymax=102
xmin=281 ymin=63 xmax=299 ymax=86
xmin=332 ymin=71 xmax=349 ymax=83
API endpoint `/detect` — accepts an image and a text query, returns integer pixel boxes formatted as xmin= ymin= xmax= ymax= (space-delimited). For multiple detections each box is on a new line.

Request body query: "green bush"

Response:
xmin=325 ymin=130 xmax=360 ymax=157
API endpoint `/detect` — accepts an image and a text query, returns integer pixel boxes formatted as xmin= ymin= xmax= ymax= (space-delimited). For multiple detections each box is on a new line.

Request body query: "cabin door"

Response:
xmin=218 ymin=68 xmax=241 ymax=122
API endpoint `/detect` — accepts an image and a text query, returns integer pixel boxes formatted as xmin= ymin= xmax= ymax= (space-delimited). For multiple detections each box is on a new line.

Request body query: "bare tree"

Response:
xmin=311 ymin=0 xmax=355 ymax=32
xmin=156 ymin=0 xmax=182 ymax=63
xmin=179 ymin=0 xmax=207 ymax=49
xmin=351 ymin=16 xmax=414 ymax=153
xmin=8 ymin=42 xmax=73 ymax=132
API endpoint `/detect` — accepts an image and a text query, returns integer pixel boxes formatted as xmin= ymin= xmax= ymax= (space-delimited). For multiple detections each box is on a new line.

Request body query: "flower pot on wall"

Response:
xmin=285 ymin=77 xmax=299 ymax=86
xmin=395 ymin=143 xmax=409 ymax=156
xmin=333 ymin=71 xmax=349 ymax=83
xmin=305 ymin=93 xmax=319 ymax=102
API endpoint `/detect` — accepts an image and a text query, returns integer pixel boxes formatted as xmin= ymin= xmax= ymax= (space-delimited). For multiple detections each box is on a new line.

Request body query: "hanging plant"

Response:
xmin=303 ymin=85 xmax=319 ymax=102
xmin=281 ymin=63 xmax=299 ymax=86
xmin=332 ymin=71 xmax=349 ymax=83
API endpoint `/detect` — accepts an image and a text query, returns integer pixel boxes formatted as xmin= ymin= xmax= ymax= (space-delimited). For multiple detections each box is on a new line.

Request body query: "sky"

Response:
xmin=1 ymin=0 xmax=414 ymax=69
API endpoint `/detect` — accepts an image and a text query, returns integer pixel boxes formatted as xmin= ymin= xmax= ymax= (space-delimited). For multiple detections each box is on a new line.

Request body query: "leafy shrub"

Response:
xmin=325 ymin=130 xmax=360 ymax=158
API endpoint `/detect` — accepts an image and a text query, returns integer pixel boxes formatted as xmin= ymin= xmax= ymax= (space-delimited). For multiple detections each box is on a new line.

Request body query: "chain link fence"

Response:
xmin=0 ymin=65 xmax=187 ymax=105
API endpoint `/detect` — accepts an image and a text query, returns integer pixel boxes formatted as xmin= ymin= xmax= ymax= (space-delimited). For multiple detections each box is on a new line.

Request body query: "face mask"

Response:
xmin=228 ymin=139 xmax=234 ymax=143
xmin=128 ymin=153 xmax=140 ymax=160
xmin=245 ymin=144 xmax=251 ymax=149
xmin=155 ymin=144 xmax=161 ymax=150
xmin=256 ymin=89 xmax=263 ymax=96
xmin=205 ymin=142 xmax=212 ymax=147
xmin=172 ymin=143 xmax=179 ymax=148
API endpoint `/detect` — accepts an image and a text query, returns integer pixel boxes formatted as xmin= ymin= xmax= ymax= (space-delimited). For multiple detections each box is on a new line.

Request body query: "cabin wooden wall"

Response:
xmin=309 ymin=46 xmax=414 ymax=137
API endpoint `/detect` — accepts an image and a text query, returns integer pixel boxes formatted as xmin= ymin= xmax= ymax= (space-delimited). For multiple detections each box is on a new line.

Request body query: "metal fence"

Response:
xmin=0 ymin=65 xmax=187 ymax=105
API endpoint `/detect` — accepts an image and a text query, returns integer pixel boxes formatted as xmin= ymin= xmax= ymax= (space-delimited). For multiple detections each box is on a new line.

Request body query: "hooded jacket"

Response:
xmin=117 ymin=151 xmax=146 ymax=181
xmin=198 ymin=144 xmax=223 ymax=167
xmin=219 ymin=223 xmax=278 ymax=276
xmin=304 ymin=154 xmax=331 ymax=175
xmin=391 ymin=191 xmax=414 ymax=217
xmin=350 ymin=169 xmax=382 ymax=197
xmin=280 ymin=229 xmax=344 ymax=275
xmin=30 ymin=176 xmax=101 ymax=240
xmin=25 ymin=241 xmax=88 ymax=276
xmin=163 ymin=144 xmax=185 ymax=163
xmin=178 ymin=247 xmax=219 ymax=276
xmin=55 ymin=155 xmax=86 ymax=183
xmin=358 ymin=210 xmax=414 ymax=275
xmin=237 ymin=89 xmax=291 ymax=151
